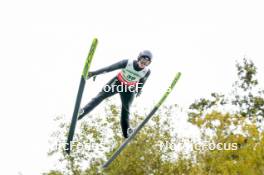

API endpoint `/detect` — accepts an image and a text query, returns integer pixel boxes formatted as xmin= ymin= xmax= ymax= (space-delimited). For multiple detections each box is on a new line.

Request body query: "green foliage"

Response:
xmin=235 ymin=58 xmax=258 ymax=91
xmin=187 ymin=58 xmax=264 ymax=174
xmin=42 ymin=170 xmax=63 ymax=175
xmin=189 ymin=57 xmax=264 ymax=121
xmin=45 ymin=58 xmax=264 ymax=175
xmin=189 ymin=112 xmax=264 ymax=175
xmin=46 ymin=102 xmax=188 ymax=175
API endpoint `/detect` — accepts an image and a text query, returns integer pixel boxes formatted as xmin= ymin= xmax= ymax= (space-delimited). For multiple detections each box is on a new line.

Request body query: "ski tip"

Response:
xmin=173 ymin=72 xmax=181 ymax=83
xmin=176 ymin=72 xmax=182 ymax=77
xmin=93 ymin=38 xmax=98 ymax=44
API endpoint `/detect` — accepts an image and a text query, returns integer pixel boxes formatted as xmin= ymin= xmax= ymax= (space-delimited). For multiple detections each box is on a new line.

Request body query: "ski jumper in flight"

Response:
xmin=78 ymin=50 xmax=152 ymax=138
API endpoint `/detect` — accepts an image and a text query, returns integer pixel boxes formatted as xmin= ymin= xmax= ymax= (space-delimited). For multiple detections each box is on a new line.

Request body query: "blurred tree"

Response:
xmin=45 ymin=102 xmax=185 ymax=175
xmin=187 ymin=58 xmax=264 ymax=174
xmin=44 ymin=58 xmax=264 ymax=175
xmin=189 ymin=58 xmax=264 ymax=123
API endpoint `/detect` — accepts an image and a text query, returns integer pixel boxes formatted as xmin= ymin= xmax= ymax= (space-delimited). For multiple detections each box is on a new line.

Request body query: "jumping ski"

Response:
xmin=102 ymin=72 xmax=181 ymax=168
xmin=65 ymin=38 xmax=98 ymax=154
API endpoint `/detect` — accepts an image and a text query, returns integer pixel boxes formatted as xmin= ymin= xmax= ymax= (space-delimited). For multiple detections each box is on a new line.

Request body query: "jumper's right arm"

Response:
xmin=89 ymin=59 xmax=128 ymax=78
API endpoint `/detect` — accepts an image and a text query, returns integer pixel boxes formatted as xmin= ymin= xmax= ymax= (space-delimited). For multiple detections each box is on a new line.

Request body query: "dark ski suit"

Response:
xmin=78 ymin=59 xmax=151 ymax=138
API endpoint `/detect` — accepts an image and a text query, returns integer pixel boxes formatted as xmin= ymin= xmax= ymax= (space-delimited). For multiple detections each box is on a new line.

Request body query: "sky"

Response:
xmin=0 ymin=0 xmax=264 ymax=174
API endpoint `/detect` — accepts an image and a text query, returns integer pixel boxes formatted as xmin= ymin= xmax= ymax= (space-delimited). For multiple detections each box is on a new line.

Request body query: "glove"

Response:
xmin=85 ymin=72 xmax=97 ymax=81
xmin=86 ymin=72 xmax=93 ymax=80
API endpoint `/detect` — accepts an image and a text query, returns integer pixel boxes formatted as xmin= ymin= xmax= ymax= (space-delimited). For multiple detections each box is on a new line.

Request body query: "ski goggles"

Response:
xmin=138 ymin=57 xmax=151 ymax=66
